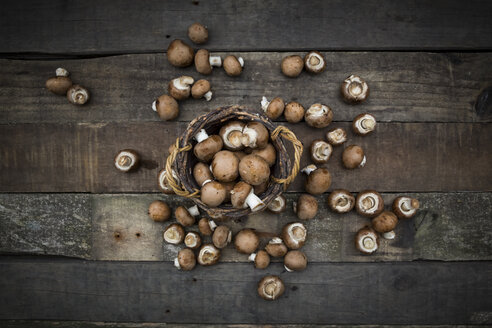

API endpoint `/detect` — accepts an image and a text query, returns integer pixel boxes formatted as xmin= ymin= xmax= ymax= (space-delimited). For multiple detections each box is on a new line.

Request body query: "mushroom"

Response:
xmin=249 ymin=250 xmax=270 ymax=269
xmin=341 ymin=75 xmax=369 ymax=103
xmin=281 ymin=222 xmax=307 ymax=250
xmin=197 ymin=244 xmax=221 ymax=266
xmin=326 ymin=127 xmax=347 ymax=146
xmin=239 ymin=154 xmax=270 ymax=186
xmin=198 ymin=218 xmax=217 ymax=236
xmin=327 ymin=189 xmax=355 ymax=213
xmin=168 ymin=76 xmax=194 ymax=100
xmin=372 ymin=211 xmax=398 ymax=233
xmin=355 ymin=226 xmax=379 ymax=254
xmin=304 ymin=51 xmax=326 ymax=74
xmin=193 ymin=162 xmax=214 ymax=187
xmin=284 ymin=250 xmax=307 ymax=272
xmin=222 ymin=180 xmax=236 ymax=203
xmin=114 ymin=149 xmax=140 ymax=172
xmin=352 ymin=113 xmax=376 ymax=136
xmin=175 ymin=205 xmax=200 ymax=227
xmin=241 ymin=122 xmax=269 ymax=149
xmin=254 ymin=180 xmax=269 ymax=196
xmin=251 ymin=143 xmax=276 ymax=167
xmin=174 ymin=248 xmax=196 ymax=271
xmin=293 ymin=194 xmax=318 ymax=220
xmin=163 ymin=223 xmax=185 ymax=245
xmin=234 ymin=228 xmax=260 ymax=254
xmin=302 ymin=165 xmax=332 ymax=195
xmin=382 ymin=231 xmax=396 ymax=240
xmin=310 ymin=139 xmax=333 ymax=164
xmin=193 ymin=130 xmax=223 ymax=162
xmin=342 ymin=145 xmax=366 ymax=169
xmin=184 ymin=232 xmax=202 ymax=250
xmin=305 ymin=103 xmax=333 ymax=128
xmin=191 ymin=79 xmax=213 ymax=101
xmin=261 ymin=97 xmax=285 ymax=120
xmin=223 ymin=55 xmax=244 ymax=76
xmin=187 ymin=22 xmax=208 ymax=44
xmin=392 ymin=196 xmax=420 ymax=219
xmin=355 ymin=190 xmax=384 ymax=218
xmin=267 ymin=194 xmax=286 ymax=214
xmin=212 ymin=225 xmax=232 ymax=249
xmin=234 ymin=151 xmax=248 ymax=161
xmin=284 ymin=101 xmax=305 ymax=123
xmin=157 ymin=168 xmax=178 ymax=194
xmin=152 ymin=94 xmax=179 ymax=121
xmin=211 ymin=150 xmax=239 ymax=182
xmin=67 ymin=85 xmax=90 ymax=105
xmin=46 ymin=68 xmax=72 ymax=95
xmin=201 ymin=180 xmax=226 ymax=207
xmin=281 ymin=55 xmax=304 ymax=77
xmin=230 ymin=181 xmax=265 ymax=211
xmin=195 ymin=52 xmax=223 ymax=78
xmin=148 ymin=200 xmax=171 ymax=222
xmin=257 ymin=275 xmax=285 ymax=301
xmin=265 ymin=237 xmax=288 ymax=257
xmin=219 ymin=121 xmax=245 ymax=151
xmin=166 ymin=39 xmax=194 ymax=67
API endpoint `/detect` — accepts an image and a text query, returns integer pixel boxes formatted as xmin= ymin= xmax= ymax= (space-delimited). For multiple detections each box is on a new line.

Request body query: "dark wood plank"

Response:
xmin=0 ymin=258 xmax=490 ymax=324
xmin=1 ymin=52 xmax=491 ymax=124
xmin=1 ymin=0 xmax=492 ymax=54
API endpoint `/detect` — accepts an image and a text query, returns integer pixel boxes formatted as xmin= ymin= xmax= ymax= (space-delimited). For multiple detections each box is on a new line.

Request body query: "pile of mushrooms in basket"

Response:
xmin=112 ymin=22 xmax=421 ymax=302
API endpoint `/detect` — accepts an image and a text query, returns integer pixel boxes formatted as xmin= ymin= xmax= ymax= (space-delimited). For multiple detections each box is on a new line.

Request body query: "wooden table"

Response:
xmin=1 ymin=1 xmax=491 ymax=326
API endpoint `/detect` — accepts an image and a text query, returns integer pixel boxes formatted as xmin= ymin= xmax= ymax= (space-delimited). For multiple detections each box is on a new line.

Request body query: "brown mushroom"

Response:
xmin=392 ymin=196 xmax=420 ymax=219
xmin=212 ymin=225 xmax=232 ymax=249
xmin=352 ymin=113 xmax=376 ymax=136
xmin=258 ymin=275 xmax=285 ymax=301
xmin=302 ymin=165 xmax=332 ymax=195
xmin=304 ymin=51 xmax=326 ymax=74
xmin=241 ymin=122 xmax=269 ymax=149
xmin=168 ymin=76 xmax=194 ymax=100
xmin=166 ymin=39 xmax=194 ymax=67
xmin=281 ymin=222 xmax=307 ymax=250
xmin=194 ymin=49 xmax=222 ymax=75
xmin=198 ymin=217 xmax=217 ymax=236
xmin=193 ymin=129 xmax=223 ymax=162
xmin=310 ymin=139 xmax=333 ymax=164
xmin=326 ymin=127 xmax=347 ymax=146
xmin=281 ymin=55 xmax=304 ymax=77
xmin=372 ymin=211 xmax=398 ymax=233
xmin=265 ymin=237 xmax=288 ymax=257
xmin=163 ymin=223 xmax=185 ymax=245
xmin=253 ymin=180 xmax=269 ymax=196
xmin=174 ymin=248 xmax=196 ymax=271
xmin=239 ymin=154 xmax=270 ymax=186
xmin=284 ymin=250 xmax=307 ymax=272
xmin=193 ymin=162 xmax=214 ymax=187
xmin=222 ymin=180 xmax=236 ymax=203
xmin=201 ymin=180 xmax=226 ymax=207
xmin=184 ymin=232 xmax=202 ymax=250
xmin=293 ymin=194 xmax=318 ymax=220
xmin=327 ymin=189 xmax=355 ymax=213
xmin=251 ymin=143 xmax=276 ymax=167
xmin=114 ymin=149 xmax=140 ymax=172
xmin=197 ymin=244 xmax=221 ymax=266
xmin=188 ymin=22 xmax=208 ymax=44
xmin=152 ymin=94 xmax=179 ymax=121
xmin=148 ymin=200 xmax=171 ymax=222
xmin=305 ymin=103 xmax=333 ymax=128
xmin=230 ymin=181 xmax=265 ymax=211
xmin=342 ymin=145 xmax=366 ymax=169
xmin=355 ymin=226 xmax=379 ymax=254
xmin=191 ymin=79 xmax=213 ymax=101
xmin=175 ymin=205 xmax=200 ymax=227
xmin=46 ymin=68 xmax=72 ymax=95
xmin=219 ymin=121 xmax=245 ymax=151
xmin=234 ymin=228 xmax=260 ymax=254
xmin=267 ymin=194 xmax=286 ymax=214
xmin=211 ymin=150 xmax=239 ymax=182
xmin=223 ymin=55 xmax=244 ymax=76
xmin=284 ymin=101 xmax=305 ymax=123
xmin=67 ymin=85 xmax=90 ymax=105
xmin=355 ymin=190 xmax=384 ymax=218
xmin=249 ymin=250 xmax=270 ymax=269
xmin=157 ymin=168 xmax=178 ymax=194
xmin=341 ymin=75 xmax=369 ymax=103
xmin=261 ymin=97 xmax=285 ymax=120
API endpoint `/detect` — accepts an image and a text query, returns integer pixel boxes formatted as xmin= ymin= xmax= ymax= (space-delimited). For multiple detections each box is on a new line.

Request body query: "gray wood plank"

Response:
xmin=1 ymin=52 xmax=491 ymax=124
xmin=0 ymin=258 xmax=490 ymax=324
xmin=1 ymin=0 xmax=492 ymax=54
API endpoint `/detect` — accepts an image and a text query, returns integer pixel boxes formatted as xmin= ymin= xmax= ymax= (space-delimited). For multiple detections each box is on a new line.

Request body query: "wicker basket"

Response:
xmin=166 ymin=106 xmax=303 ymax=218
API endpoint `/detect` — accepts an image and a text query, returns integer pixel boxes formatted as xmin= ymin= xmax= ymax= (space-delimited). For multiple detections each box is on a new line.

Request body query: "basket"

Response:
xmin=165 ymin=106 xmax=303 ymax=218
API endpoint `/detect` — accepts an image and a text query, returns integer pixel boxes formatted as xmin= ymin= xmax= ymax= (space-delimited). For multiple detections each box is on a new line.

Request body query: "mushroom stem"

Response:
xmin=301 ymin=164 xmax=317 ymax=175
xmin=261 ymin=96 xmax=270 ymax=111
xmin=209 ymin=55 xmax=222 ymax=67
xmin=362 ymin=196 xmax=376 ymax=210
xmin=188 ymin=205 xmax=200 ymax=217
xmin=248 ymin=253 xmax=257 ymax=262
xmin=203 ymin=91 xmax=213 ymax=101
xmin=195 ymin=129 xmax=209 ymax=143
xmin=362 ymin=118 xmax=376 ymax=130
xmin=201 ymin=179 xmax=212 ymax=187
xmin=362 ymin=236 xmax=375 ymax=249
xmin=383 ymin=231 xmax=396 ymax=240
xmin=209 ymin=220 xmax=217 ymax=231
xmin=174 ymin=258 xmax=181 ymax=270
xmin=245 ymin=190 xmax=265 ymax=211
xmin=284 ymin=265 xmax=294 ymax=272
xmin=359 ymin=156 xmax=367 ymax=168
xmin=173 ymin=76 xmax=194 ymax=90
xmin=56 ymin=67 xmax=69 ymax=77
xmin=152 ymin=100 xmax=157 ymax=112
xmin=269 ymin=237 xmax=283 ymax=244
xmin=238 ymin=57 xmax=244 ymax=67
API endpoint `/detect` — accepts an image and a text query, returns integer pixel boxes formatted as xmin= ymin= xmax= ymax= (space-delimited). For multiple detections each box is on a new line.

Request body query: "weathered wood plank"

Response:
xmin=1 ymin=52 xmax=491 ymax=124
xmin=0 ymin=258 xmax=490 ymax=324
xmin=0 ymin=122 xmax=490 ymax=193
xmin=1 ymin=0 xmax=492 ymax=54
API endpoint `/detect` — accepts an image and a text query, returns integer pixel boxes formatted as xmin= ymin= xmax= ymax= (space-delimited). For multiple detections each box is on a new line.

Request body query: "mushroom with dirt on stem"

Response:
xmin=46 ymin=68 xmax=72 ymax=95
xmin=281 ymin=222 xmax=307 ymax=250
xmin=342 ymin=145 xmax=366 ymax=169
xmin=197 ymin=244 xmax=221 ymax=266
xmin=251 ymin=143 xmax=276 ymax=167
xmin=293 ymin=194 xmax=318 ymax=220
xmin=304 ymin=51 xmax=326 ymax=74
xmin=355 ymin=190 xmax=384 ymax=218
xmin=193 ymin=162 xmax=214 ymax=187
xmin=193 ymin=129 xmax=224 ymax=162
xmin=184 ymin=232 xmax=202 ymax=250
xmin=152 ymin=94 xmax=179 ymax=121
xmin=223 ymin=55 xmax=244 ymax=76
xmin=249 ymin=250 xmax=270 ymax=269
xmin=355 ymin=226 xmax=379 ymax=254
xmin=310 ymin=139 xmax=333 ymax=164
xmin=211 ymin=150 xmax=240 ymax=182
xmin=341 ymin=75 xmax=369 ymax=103
xmin=148 ymin=200 xmax=171 ymax=222
xmin=393 ymin=196 xmax=420 ymax=219
xmin=157 ymin=168 xmax=178 ymax=194
xmin=174 ymin=248 xmax=196 ymax=271
xmin=194 ymin=49 xmax=222 ymax=75
xmin=168 ymin=76 xmax=194 ymax=100
xmin=267 ymin=194 xmax=286 ymax=214
xmin=175 ymin=205 xmax=200 ymax=227
xmin=326 ymin=127 xmax=347 ymax=146
xmin=198 ymin=217 xmax=217 ymax=236
xmin=258 ymin=275 xmax=285 ymax=301
xmin=114 ymin=149 xmax=140 ymax=172
xmin=241 ymin=122 xmax=269 ymax=149
xmin=188 ymin=22 xmax=208 ymax=44
xmin=327 ymin=189 xmax=355 ymax=213
xmin=284 ymin=250 xmax=307 ymax=272
xmin=281 ymin=55 xmax=304 ymax=77
xmin=201 ymin=180 xmax=227 ymax=207
xmin=167 ymin=39 xmax=194 ymax=67
xmin=219 ymin=121 xmax=245 ymax=151
xmin=163 ymin=223 xmax=185 ymax=245
xmin=265 ymin=237 xmax=288 ymax=257
xmin=239 ymin=154 xmax=271 ymax=186
xmin=234 ymin=228 xmax=260 ymax=254
xmin=284 ymin=101 xmax=305 ymax=123
xmin=230 ymin=181 xmax=265 ymax=211
xmin=212 ymin=225 xmax=232 ymax=249
xmin=302 ymin=164 xmax=332 ymax=195
xmin=261 ymin=97 xmax=285 ymax=120
xmin=67 ymin=85 xmax=90 ymax=105
xmin=191 ymin=79 xmax=213 ymax=101
xmin=305 ymin=103 xmax=333 ymax=128
xmin=352 ymin=113 xmax=376 ymax=136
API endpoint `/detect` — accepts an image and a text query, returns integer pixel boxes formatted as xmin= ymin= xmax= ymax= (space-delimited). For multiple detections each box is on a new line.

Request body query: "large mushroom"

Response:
xmin=223 ymin=55 xmax=244 ymax=76
xmin=310 ymin=139 xmax=333 ymax=164
xmin=239 ymin=154 xmax=270 ymax=186
xmin=195 ymin=49 xmax=222 ymax=75
xmin=152 ymin=94 xmax=179 ymax=121
xmin=392 ymin=196 xmax=420 ymax=219
xmin=230 ymin=181 xmax=265 ymax=211
xmin=211 ymin=150 xmax=239 ymax=182
xmin=175 ymin=205 xmax=200 ymax=227
xmin=219 ymin=121 xmax=245 ymax=151
xmin=302 ymin=165 xmax=332 ymax=195
xmin=341 ymin=75 xmax=369 ymax=103
xmin=284 ymin=101 xmax=305 ymax=123
xmin=281 ymin=55 xmax=304 ymax=77
xmin=167 ymin=39 xmax=194 ymax=67
xmin=168 ymin=76 xmax=194 ymax=100
xmin=355 ymin=226 xmax=379 ymax=254
xmin=352 ymin=113 xmax=376 ymax=136
xmin=257 ymin=275 xmax=285 ymax=301
xmin=305 ymin=103 xmax=333 ymax=128
xmin=241 ymin=122 xmax=269 ymax=149
xmin=293 ymin=194 xmax=318 ymax=220
xmin=355 ymin=190 xmax=384 ymax=218
xmin=193 ymin=129 xmax=224 ymax=162
xmin=342 ymin=145 xmax=366 ymax=169
xmin=234 ymin=228 xmax=260 ymax=254
xmin=201 ymin=180 xmax=226 ymax=207
xmin=261 ymin=97 xmax=285 ymax=120
xmin=327 ymin=189 xmax=355 ymax=213
xmin=281 ymin=222 xmax=307 ymax=250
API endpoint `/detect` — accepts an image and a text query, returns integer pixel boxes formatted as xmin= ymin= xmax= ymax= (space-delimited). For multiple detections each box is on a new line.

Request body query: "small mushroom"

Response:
xmin=212 ymin=225 xmax=232 ymax=249
xmin=201 ymin=180 xmax=226 ymax=207
xmin=163 ymin=223 xmax=185 ymax=245
xmin=114 ymin=149 xmax=140 ymax=172
xmin=327 ymin=189 xmax=355 ymax=213
xmin=342 ymin=145 xmax=366 ymax=169
xmin=223 ymin=55 xmax=244 ymax=76
xmin=251 ymin=143 xmax=276 ymax=167
xmin=197 ymin=244 xmax=221 ymax=266
xmin=284 ymin=250 xmax=307 ymax=272
xmin=174 ymin=248 xmax=196 ymax=271
xmin=281 ymin=55 xmax=304 ymax=77
xmin=249 ymin=250 xmax=270 ymax=269
xmin=302 ymin=164 xmax=332 ymax=195
xmin=188 ymin=22 xmax=208 ymax=44
xmin=284 ymin=101 xmax=305 ymax=123
xmin=341 ymin=75 xmax=369 ymax=103
xmin=239 ymin=154 xmax=270 ymax=186
xmin=191 ymin=79 xmax=213 ymax=101
xmin=193 ymin=129 xmax=223 ymax=162
xmin=211 ymin=150 xmax=239 ymax=182
xmin=67 ymin=85 xmax=90 ymax=105
xmin=168 ymin=76 xmax=194 ymax=100
xmin=46 ymin=68 xmax=73 ymax=95
xmin=175 ymin=205 xmax=200 ymax=227
xmin=304 ymin=51 xmax=326 ymax=74
xmin=198 ymin=218 xmax=217 ymax=236
xmin=194 ymin=49 xmax=222 ymax=75
xmin=261 ymin=97 xmax=285 ymax=120
xmin=152 ymin=94 xmax=179 ymax=121
xmin=148 ymin=200 xmax=171 ymax=222
xmin=193 ymin=162 xmax=214 ymax=187
xmin=157 ymin=168 xmax=178 ymax=194
xmin=326 ymin=127 xmax=347 ymax=146
xmin=241 ymin=122 xmax=269 ymax=149
xmin=234 ymin=228 xmax=260 ymax=254
xmin=382 ymin=231 xmax=396 ymax=240
xmin=254 ymin=180 xmax=269 ymax=196
xmin=219 ymin=121 xmax=245 ymax=151
xmin=167 ymin=39 xmax=194 ymax=67
xmin=265 ymin=237 xmax=288 ymax=257
xmin=310 ymin=139 xmax=333 ymax=164
xmin=267 ymin=194 xmax=286 ymax=214
xmin=392 ymin=196 xmax=420 ymax=219
xmin=355 ymin=190 xmax=384 ymax=218
xmin=305 ymin=103 xmax=333 ymax=128
xmin=184 ymin=232 xmax=202 ymax=249
xmin=372 ymin=211 xmax=398 ymax=233
xmin=293 ymin=194 xmax=318 ymax=220
xmin=281 ymin=222 xmax=307 ymax=250
xmin=258 ymin=275 xmax=285 ymax=301
xmin=355 ymin=226 xmax=379 ymax=254
xmin=230 ymin=181 xmax=265 ymax=211
xmin=352 ymin=113 xmax=376 ymax=136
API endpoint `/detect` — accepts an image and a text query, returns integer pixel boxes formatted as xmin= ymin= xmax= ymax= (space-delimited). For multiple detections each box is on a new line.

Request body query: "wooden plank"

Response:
xmin=0 ymin=258 xmax=490 ymax=324
xmin=1 ymin=52 xmax=491 ymax=124
xmin=0 ymin=122 xmax=491 ymax=193
xmin=1 ymin=0 xmax=492 ymax=54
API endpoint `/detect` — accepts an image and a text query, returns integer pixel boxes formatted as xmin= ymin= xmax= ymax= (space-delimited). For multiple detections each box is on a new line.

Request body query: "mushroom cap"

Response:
xmin=352 ymin=113 xmax=376 ymax=136
xmin=46 ymin=76 xmax=73 ymax=95
xmin=194 ymin=135 xmax=223 ymax=162
xmin=222 ymin=180 xmax=236 ymax=203
xmin=355 ymin=226 xmax=379 ymax=254
xmin=305 ymin=168 xmax=332 ymax=195
xmin=253 ymin=180 xmax=269 ymax=196
xmin=341 ymin=75 xmax=369 ymax=103
xmin=305 ymin=103 xmax=333 ymax=128
xmin=265 ymin=238 xmax=288 ymax=257
xmin=294 ymin=194 xmax=318 ymax=220
xmin=241 ymin=122 xmax=269 ymax=149
xmin=230 ymin=181 xmax=253 ymax=209
xmin=251 ymin=143 xmax=276 ymax=167
xmin=193 ymin=162 xmax=214 ymax=187
xmin=148 ymin=200 xmax=171 ymax=222
xmin=342 ymin=145 xmax=366 ymax=169
xmin=219 ymin=121 xmax=245 ymax=151
xmin=223 ymin=55 xmax=243 ymax=76
xmin=234 ymin=151 xmax=248 ymax=161
xmin=168 ymin=76 xmax=194 ymax=100
xmin=198 ymin=217 xmax=214 ymax=236
xmin=239 ymin=154 xmax=270 ymax=186
xmin=284 ymin=250 xmax=308 ymax=271
xmin=211 ymin=150 xmax=239 ymax=182
xmin=201 ymin=181 xmax=226 ymax=207
xmin=212 ymin=225 xmax=232 ymax=249
xmin=234 ymin=228 xmax=260 ymax=254
xmin=154 ymin=94 xmax=179 ymax=121
xmin=265 ymin=97 xmax=285 ymax=119
xmin=67 ymin=84 xmax=90 ymax=105
xmin=284 ymin=101 xmax=305 ymax=123
xmin=281 ymin=55 xmax=304 ymax=77
xmin=253 ymin=250 xmax=270 ymax=269
xmin=177 ymin=248 xmax=196 ymax=271
xmin=114 ymin=149 xmax=140 ymax=172
xmin=157 ymin=168 xmax=176 ymax=194
xmin=310 ymin=139 xmax=333 ymax=164
xmin=194 ymin=49 xmax=213 ymax=75
xmin=327 ymin=189 xmax=355 ymax=213
xmin=281 ymin=222 xmax=307 ymax=250
xmin=372 ymin=211 xmax=399 ymax=233
xmin=392 ymin=196 xmax=420 ymax=219
xmin=355 ymin=190 xmax=384 ymax=218
xmin=326 ymin=127 xmax=347 ymax=146
xmin=258 ymin=275 xmax=285 ymax=300
xmin=166 ymin=39 xmax=194 ymax=67
xmin=188 ymin=22 xmax=208 ymax=44
xmin=191 ymin=79 xmax=211 ymax=99
xmin=267 ymin=194 xmax=286 ymax=213
xmin=304 ymin=51 xmax=326 ymax=74
xmin=175 ymin=206 xmax=196 ymax=227
xmin=163 ymin=223 xmax=185 ymax=245
xmin=184 ymin=232 xmax=202 ymax=249
xmin=197 ymin=244 xmax=221 ymax=266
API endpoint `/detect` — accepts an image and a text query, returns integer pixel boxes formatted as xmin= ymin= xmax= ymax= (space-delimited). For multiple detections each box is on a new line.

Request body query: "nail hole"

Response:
xmin=166 ymin=309 xmax=171 ymax=313
xmin=192 ymin=278 xmax=197 ymax=282
xmin=291 ymin=286 xmax=298 ymax=291
xmin=166 ymin=35 xmax=171 ymax=38
xmin=136 ymin=232 xmax=141 ymax=237
xmin=192 ymin=0 xmax=199 ymax=5
xmin=114 ymin=232 xmax=121 ymax=239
